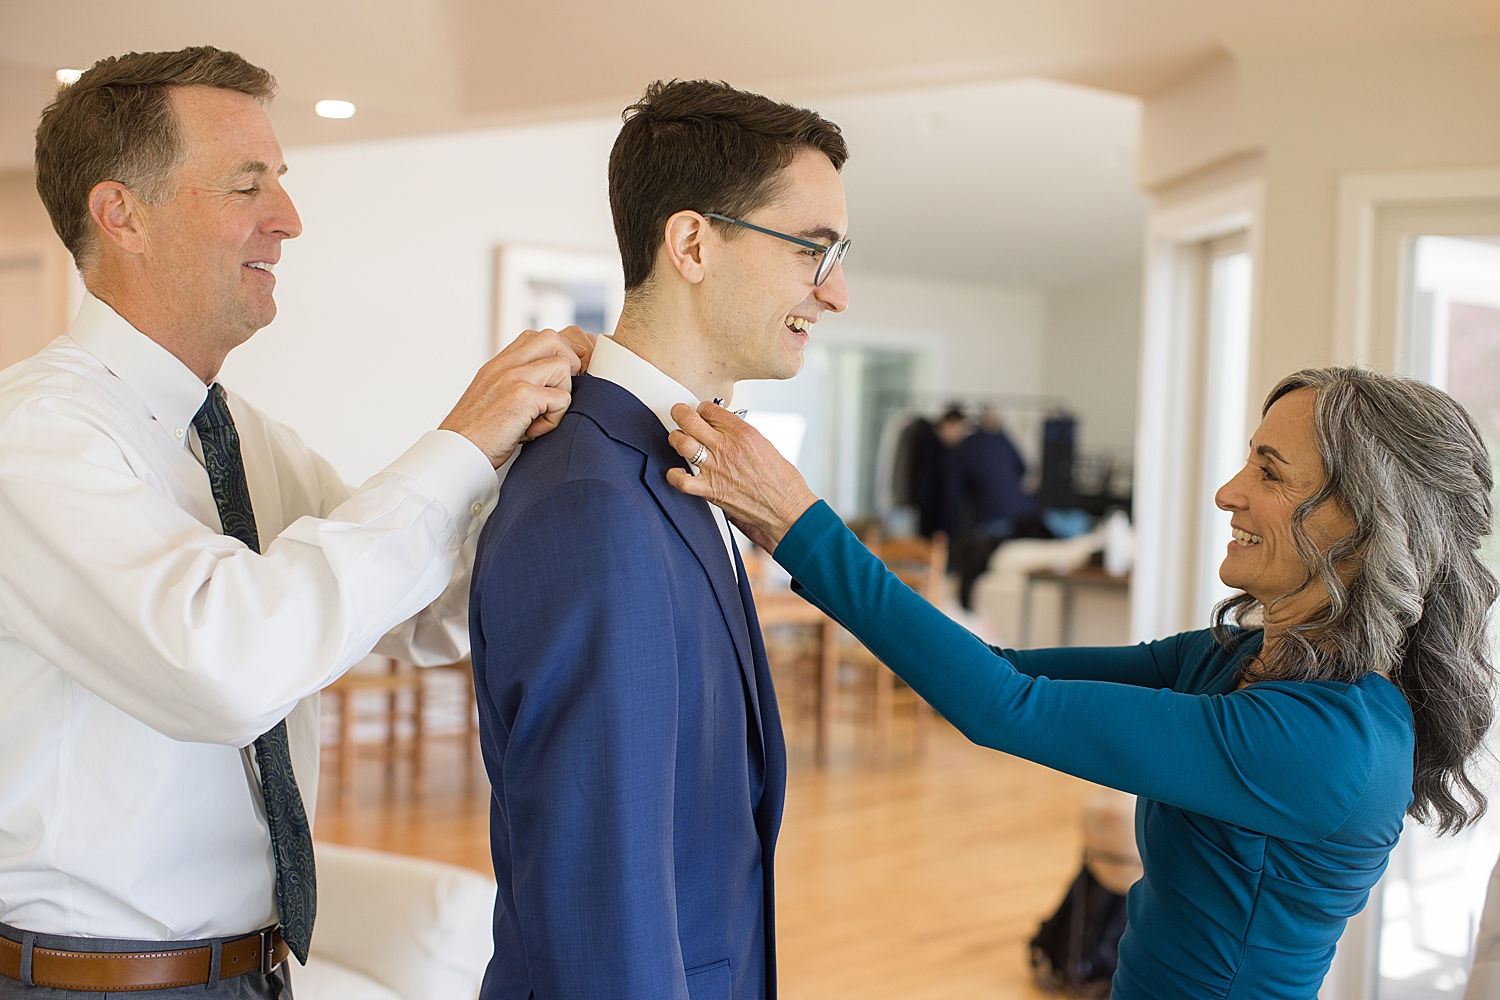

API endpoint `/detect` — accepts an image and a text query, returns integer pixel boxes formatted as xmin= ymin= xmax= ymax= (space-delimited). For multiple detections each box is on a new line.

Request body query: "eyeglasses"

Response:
xmin=702 ymin=212 xmax=851 ymax=287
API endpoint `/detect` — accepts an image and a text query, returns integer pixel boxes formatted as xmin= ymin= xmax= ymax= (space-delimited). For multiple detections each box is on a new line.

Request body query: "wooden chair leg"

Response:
xmin=463 ymin=672 xmax=477 ymax=787
xmin=383 ymin=659 xmax=400 ymax=797
xmin=817 ymin=621 xmax=838 ymax=767
xmin=914 ymin=695 xmax=933 ymax=758
xmin=338 ymin=689 xmax=355 ymax=811
xmin=413 ymin=671 xmax=427 ymax=797
xmin=874 ymin=662 xmax=894 ymax=767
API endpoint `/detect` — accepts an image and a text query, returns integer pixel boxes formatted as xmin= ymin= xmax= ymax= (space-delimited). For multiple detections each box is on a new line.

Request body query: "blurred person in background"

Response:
xmin=0 ymin=47 xmax=587 ymax=997
xmin=953 ymin=405 xmax=1045 ymax=608
xmin=667 ymin=365 xmax=1496 ymax=1000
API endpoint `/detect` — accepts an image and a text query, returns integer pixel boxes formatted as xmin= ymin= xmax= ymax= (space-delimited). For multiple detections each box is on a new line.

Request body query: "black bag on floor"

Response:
xmin=1028 ymin=863 xmax=1129 ymax=997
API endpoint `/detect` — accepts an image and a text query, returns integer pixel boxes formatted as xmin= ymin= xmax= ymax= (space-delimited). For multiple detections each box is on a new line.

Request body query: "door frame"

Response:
xmin=0 ymin=238 xmax=78 ymax=369
xmin=1132 ymin=177 xmax=1264 ymax=643
xmin=1325 ymin=165 xmax=1500 ymax=1000
xmin=1333 ymin=167 xmax=1500 ymax=370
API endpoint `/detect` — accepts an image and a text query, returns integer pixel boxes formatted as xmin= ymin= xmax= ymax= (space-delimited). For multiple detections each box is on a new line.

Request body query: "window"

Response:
xmin=1376 ymin=231 xmax=1500 ymax=1000
xmin=1192 ymin=232 xmax=1253 ymax=628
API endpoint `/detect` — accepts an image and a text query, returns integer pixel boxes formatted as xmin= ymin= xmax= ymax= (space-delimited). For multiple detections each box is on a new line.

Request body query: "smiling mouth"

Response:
xmin=1232 ymin=527 xmax=1264 ymax=545
xmin=244 ymin=261 xmax=275 ymax=275
xmin=784 ymin=315 xmax=811 ymax=334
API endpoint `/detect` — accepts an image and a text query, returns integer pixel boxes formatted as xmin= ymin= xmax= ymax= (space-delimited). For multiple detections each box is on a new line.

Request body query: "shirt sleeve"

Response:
xmin=991 ymin=641 xmax=1185 ymax=688
xmin=775 ymin=501 xmax=1379 ymax=843
xmin=295 ymin=429 xmax=506 ymax=669
xmin=473 ymin=478 xmax=691 ymax=1000
xmin=367 ymin=450 xmax=512 ymax=668
xmin=789 ymin=581 xmax=1183 ymax=687
xmin=0 ymin=395 xmax=497 ymax=746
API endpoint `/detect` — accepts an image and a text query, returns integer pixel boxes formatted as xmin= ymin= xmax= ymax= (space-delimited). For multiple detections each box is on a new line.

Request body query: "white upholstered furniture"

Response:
xmin=295 ymin=842 xmax=496 ymax=1000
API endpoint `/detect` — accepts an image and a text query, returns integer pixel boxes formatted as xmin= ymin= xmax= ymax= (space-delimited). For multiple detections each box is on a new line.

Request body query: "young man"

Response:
xmin=469 ymin=80 xmax=851 ymax=999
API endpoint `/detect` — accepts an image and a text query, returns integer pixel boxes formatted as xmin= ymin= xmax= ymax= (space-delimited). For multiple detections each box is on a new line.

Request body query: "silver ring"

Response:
xmin=689 ymin=443 xmax=709 ymax=468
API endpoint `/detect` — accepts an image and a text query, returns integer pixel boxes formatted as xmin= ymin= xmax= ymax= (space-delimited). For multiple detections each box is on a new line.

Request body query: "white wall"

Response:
xmin=1042 ymin=265 xmax=1143 ymax=456
xmin=217 ymin=117 xmax=622 ymax=483
xmin=220 ymin=116 xmax=1049 ymax=486
xmin=735 ymin=269 xmax=1046 ymax=503
xmin=1141 ymin=37 xmax=1500 ymax=402
xmin=819 ymin=270 xmax=1046 ymax=398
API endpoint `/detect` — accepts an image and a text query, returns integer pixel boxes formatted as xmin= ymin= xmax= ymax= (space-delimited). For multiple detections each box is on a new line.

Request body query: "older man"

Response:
xmin=0 ymin=47 xmax=584 ymax=996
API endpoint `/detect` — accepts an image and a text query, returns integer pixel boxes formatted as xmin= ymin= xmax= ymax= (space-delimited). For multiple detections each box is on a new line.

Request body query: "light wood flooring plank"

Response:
xmin=315 ymin=722 xmax=1094 ymax=999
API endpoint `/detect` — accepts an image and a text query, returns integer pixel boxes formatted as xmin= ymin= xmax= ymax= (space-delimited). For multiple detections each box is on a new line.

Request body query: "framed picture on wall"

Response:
xmin=492 ymin=244 xmax=625 ymax=353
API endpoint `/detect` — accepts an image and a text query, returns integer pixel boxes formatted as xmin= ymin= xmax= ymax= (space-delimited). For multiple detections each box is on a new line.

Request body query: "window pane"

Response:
xmin=1380 ymin=233 xmax=1500 ymax=999
xmin=1195 ymin=249 xmax=1252 ymax=626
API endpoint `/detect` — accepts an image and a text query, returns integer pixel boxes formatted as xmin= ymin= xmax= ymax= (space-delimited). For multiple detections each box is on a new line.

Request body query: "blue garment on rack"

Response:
xmin=954 ymin=427 xmax=1035 ymax=523
xmin=775 ymin=501 xmax=1415 ymax=1000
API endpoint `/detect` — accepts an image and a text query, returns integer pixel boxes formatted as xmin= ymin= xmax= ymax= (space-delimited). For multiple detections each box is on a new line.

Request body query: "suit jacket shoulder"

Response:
xmin=485 ymin=377 xmax=662 ymax=540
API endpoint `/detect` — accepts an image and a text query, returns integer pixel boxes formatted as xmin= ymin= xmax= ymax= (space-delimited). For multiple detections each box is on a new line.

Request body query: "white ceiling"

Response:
xmin=2 ymin=1 xmax=1494 ymax=289
xmin=4 ymin=0 xmax=1497 ymax=167
xmin=820 ymin=79 xmax=1145 ymax=287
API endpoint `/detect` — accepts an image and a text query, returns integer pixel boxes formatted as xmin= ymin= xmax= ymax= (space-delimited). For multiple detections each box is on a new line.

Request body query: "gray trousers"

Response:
xmin=0 ymin=923 xmax=291 ymax=999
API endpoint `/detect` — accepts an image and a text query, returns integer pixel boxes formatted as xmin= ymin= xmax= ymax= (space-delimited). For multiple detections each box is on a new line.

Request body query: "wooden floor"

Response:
xmin=314 ymin=718 xmax=1096 ymax=999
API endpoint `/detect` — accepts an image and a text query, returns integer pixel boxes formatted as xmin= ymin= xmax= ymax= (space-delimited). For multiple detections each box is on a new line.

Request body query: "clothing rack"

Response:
xmin=877 ymin=389 xmax=1073 ymax=417
xmin=874 ymin=396 xmax=1077 ymax=513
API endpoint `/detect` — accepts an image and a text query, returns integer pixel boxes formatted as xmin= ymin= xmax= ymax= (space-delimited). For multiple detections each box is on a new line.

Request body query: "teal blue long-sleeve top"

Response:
xmin=776 ymin=502 xmax=1416 ymax=1000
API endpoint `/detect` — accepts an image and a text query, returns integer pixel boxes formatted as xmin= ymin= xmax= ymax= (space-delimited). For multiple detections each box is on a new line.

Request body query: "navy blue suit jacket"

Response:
xmin=469 ymin=374 xmax=787 ymax=1000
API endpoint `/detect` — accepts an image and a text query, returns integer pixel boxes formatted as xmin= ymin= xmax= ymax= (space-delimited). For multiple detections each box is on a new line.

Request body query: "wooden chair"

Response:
xmin=322 ymin=656 xmax=478 ymax=809
xmin=836 ymin=531 xmax=947 ymax=765
xmin=745 ymin=546 xmax=842 ymax=766
xmin=323 ymin=657 xmax=424 ymax=809
xmin=417 ymin=657 xmax=479 ymax=785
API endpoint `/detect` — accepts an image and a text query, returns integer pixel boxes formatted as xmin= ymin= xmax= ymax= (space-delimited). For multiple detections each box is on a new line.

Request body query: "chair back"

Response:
xmin=867 ymin=532 xmax=948 ymax=605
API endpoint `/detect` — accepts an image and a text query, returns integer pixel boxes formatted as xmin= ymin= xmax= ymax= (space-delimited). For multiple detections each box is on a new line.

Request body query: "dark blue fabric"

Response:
xmin=776 ymin=501 xmax=1415 ymax=1000
xmin=469 ymin=374 xmax=786 ymax=1000
xmin=954 ymin=427 xmax=1035 ymax=523
xmin=192 ymin=384 xmax=316 ymax=965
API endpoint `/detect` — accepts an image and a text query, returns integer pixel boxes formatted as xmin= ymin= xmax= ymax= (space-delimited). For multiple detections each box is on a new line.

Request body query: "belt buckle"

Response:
xmin=258 ymin=928 xmax=274 ymax=975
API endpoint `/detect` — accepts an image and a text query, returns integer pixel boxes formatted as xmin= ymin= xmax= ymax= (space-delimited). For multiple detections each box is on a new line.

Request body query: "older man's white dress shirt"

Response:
xmin=0 ymin=293 xmax=499 ymax=941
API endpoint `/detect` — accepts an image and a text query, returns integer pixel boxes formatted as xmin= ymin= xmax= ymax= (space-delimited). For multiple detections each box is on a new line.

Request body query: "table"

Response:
xmin=1019 ymin=564 xmax=1131 ymax=648
xmin=752 ymin=588 xmax=840 ymax=766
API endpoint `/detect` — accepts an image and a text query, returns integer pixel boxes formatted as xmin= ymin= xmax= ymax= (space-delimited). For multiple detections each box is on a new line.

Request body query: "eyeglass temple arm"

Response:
xmin=702 ymin=213 xmax=831 ymax=253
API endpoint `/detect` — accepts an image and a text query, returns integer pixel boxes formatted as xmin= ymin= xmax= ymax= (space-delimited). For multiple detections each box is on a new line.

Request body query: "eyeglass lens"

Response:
xmin=815 ymin=241 xmax=850 ymax=286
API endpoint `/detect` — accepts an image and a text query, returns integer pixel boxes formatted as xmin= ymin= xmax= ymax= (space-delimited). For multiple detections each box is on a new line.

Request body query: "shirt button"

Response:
xmin=471 ymin=502 xmax=483 ymax=516
xmin=174 ymin=428 xmax=185 ymax=439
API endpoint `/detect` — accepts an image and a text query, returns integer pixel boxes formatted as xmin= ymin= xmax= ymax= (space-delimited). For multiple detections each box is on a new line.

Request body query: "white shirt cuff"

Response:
xmin=376 ymin=429 xmax=500 ymax=532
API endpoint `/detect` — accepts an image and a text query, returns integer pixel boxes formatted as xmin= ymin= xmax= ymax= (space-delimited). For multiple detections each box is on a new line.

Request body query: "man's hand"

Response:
xmin=440 ymin=327 xmax=594 ymax=468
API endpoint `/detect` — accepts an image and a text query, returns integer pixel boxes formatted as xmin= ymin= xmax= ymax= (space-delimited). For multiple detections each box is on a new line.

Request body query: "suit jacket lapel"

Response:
xmin=641 ymin=453 xmax=766 ymax=739
xmin=568 ymin=375 xmax=767 ymax=747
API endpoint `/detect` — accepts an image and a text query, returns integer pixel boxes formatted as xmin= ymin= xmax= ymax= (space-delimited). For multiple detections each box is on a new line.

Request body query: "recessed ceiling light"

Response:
xmin=315 ymin=100 xmax=356 ymax=120
xmin=56 ymin=69 xmax=84 ymax=85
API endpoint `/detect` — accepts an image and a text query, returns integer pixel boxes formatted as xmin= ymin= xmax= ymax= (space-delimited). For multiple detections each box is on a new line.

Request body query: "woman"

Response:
xmin=666 ymin=367 xmax=1497 ymax=1000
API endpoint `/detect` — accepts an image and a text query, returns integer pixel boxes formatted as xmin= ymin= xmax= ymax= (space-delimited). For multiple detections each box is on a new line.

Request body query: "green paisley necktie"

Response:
xmin=193 ymin=383 xmax=316 ymax=964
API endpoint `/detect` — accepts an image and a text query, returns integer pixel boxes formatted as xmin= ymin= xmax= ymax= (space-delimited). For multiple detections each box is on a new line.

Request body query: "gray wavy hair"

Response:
xmin=1214 ymin=366 xmax=1497 ymax=833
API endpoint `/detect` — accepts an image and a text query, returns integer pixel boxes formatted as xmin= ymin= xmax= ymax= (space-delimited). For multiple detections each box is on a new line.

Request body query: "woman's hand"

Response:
xmin=666 ymin=402 xmax=820 ymax=553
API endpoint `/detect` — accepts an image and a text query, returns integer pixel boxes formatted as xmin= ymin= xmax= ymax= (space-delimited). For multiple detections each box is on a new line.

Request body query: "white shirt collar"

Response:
xmin=68 ymin=291 xmax=210 ymax=440
xmin=588 ymin=334 xmax=727 ymax=434
xmin=588 ymin=334 xmax=741 ymax=577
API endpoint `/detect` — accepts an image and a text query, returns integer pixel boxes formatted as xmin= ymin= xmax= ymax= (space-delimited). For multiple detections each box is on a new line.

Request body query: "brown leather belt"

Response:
xmin=0 ymin=925 xmax=287 ymax=992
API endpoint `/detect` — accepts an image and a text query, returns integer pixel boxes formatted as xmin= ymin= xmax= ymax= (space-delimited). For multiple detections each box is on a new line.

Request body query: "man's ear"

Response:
xmin=88 ymin=181 xmax=149 ymax=257
xmin=662 ymin=210 xmax=709 ymax=285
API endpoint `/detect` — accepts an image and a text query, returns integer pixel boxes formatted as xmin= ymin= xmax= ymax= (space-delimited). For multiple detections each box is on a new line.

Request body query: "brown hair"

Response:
xmin=34 ymin=46 xmax=277 ymax=270
xmin=608 ymin=79 xmax=848 ymax=292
